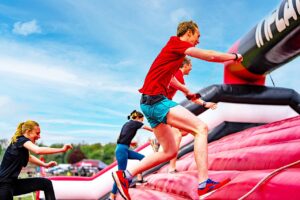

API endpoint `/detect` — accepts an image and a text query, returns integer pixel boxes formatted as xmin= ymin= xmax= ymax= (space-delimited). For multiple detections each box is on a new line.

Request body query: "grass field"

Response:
xmin=13 ymin=192 xmax=35 ymax=200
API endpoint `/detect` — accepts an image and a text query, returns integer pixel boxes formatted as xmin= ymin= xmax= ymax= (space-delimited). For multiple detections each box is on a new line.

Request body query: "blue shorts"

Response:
xmin=140 ymin=96 xmax=178 ymax=128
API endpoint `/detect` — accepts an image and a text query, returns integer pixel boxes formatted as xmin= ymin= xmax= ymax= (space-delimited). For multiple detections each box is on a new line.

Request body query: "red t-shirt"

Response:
xmin=139 ymin=36 xmax=193 ymax=96
xmin=166 ymin=69 xmax=185 ymax=100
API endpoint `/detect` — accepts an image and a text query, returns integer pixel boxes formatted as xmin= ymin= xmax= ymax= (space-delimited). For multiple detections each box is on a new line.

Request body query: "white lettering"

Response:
xmin=264 ymin=21 xmax=270 ymax=41
xmin=275 ymin=8 xmax=286 ymax=32
xmin=284 ymin=0 xmax=298 ymax=26
xmin=255 ymin=0 xmax=300 ymax=48
xmin=296 ymin=0 xmax=300 ymax=15
xmin=266 ymin=12 xmax=276 ymax=39
xmin=255 ymin=28 xmax=260 ymax=47
xmin=255 ymin=21 xmax=264 ymax=47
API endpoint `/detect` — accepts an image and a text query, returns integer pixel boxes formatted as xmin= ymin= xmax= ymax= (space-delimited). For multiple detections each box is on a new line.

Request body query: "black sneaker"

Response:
xmin=136 ymin=179 xmax=147 ymax=185
xmin=168 ymin=169 xmax=178 ymax=174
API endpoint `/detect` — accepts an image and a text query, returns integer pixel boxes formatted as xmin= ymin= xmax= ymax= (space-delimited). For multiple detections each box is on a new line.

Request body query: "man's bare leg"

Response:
xmin=167 ymin=105 xmax=208 ymax=182
xmin=128 ymin=123 xmax=178 ymax=176
xmin=169 ymin=128 xmax=182 ymax=172
xmin=128 ymin=105 xmax=208 ymax=182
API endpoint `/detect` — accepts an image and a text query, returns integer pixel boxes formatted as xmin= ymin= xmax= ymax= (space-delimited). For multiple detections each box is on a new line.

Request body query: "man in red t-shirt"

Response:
xmin=112 ymin=21 xmax=242 ymax=199
xmin=150 ymin=57 xmax=217 ymax=172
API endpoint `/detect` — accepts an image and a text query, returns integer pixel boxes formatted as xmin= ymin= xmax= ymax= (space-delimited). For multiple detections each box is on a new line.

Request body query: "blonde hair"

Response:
xmin=11 ymin=120 xmax=39 ymax=143
xmin=177 ymin=21 xmax=198 ymax=37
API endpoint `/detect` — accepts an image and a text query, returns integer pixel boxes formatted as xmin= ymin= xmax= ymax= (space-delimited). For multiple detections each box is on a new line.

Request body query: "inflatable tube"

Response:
xmin=182 ymin=84 xmax=300 ymax=116
xmin=224 ymin=0 xmax=300 ymax=84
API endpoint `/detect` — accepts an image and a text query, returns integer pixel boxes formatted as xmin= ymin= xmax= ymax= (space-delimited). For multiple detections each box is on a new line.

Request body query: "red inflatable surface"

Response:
xmin=117 ymin=116 xmax=300 ymax=200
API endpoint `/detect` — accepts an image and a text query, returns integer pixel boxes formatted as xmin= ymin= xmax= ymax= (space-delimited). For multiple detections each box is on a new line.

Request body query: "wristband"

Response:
xmin=186 ymin=93 xmax=201 ymax=100
xmin=186 ymin=94 xmax=194 ymax=100
xmin=195 ymin=93 xmax=201 ymax=99
xmin=231 ymin=53 xmax=238 ymax=61
xmin=202 ymin=101 xmax=207 ymax=107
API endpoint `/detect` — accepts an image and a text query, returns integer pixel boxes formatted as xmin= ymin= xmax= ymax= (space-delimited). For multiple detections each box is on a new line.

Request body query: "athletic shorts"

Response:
xmin=140 ymin=95 xmax=178 ymax=128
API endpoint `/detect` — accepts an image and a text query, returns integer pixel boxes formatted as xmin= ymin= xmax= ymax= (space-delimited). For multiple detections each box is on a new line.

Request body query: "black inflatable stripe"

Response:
xmin=182 ymin=84 xmax=300 ymax=116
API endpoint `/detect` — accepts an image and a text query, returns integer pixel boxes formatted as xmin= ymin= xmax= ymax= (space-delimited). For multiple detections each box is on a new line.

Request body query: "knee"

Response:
xmin=175 ymin=132 xmax=182 ymax=140
xmin=139 ymin=155 xmax=145 ymax=161
xmin=41 ymin=178 xmax=53 ymax=190
xmin=164 ymin=147 xmax=177 ymax=160
xmin=195 ymin=123 xmax=208 ymax=136
xmin=169 ymin=151 xmax=178 ymax=159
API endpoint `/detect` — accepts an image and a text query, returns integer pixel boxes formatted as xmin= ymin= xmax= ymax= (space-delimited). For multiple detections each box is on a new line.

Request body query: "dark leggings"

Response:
xmin=112 ymin=144 xmax=145 ymax=194
xmin=0 ymin=177 xmax=56 ymax=200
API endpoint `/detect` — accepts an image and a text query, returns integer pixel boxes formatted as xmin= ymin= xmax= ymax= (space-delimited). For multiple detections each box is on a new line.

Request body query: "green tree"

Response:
xmin=101 ymin=143 xmax=116 ymax=164
xmin=81 ymin=143 xmax=102 ymax=160
xmin=0 ymin=139 xmax=9 ymax=161
xmin=0 ymin=146 xmax=2 ymax=160
xmin=28 ymin=142 xmax=117 ymax=165
xmin=41 ymin=143 xmax=66 ymax=164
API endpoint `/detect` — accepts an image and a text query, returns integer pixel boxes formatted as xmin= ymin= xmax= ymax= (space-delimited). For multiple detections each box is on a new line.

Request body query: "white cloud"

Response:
xmin=41 ymin=129 xmax=118 ymax=144
xmin=40 ymin=119 xmax=119 ymax=128
xmin=138 ymin=0 xmax=163 ymax=10
xmin=0 ymin=96 xmax=10 ymax=107
xmin=0 ymin=97 xmax=25 ymax=143
xmin=0 ymin=56 xmax=87 ymax=87
xmin=0 ymin=39 xmax=140 ymax=95
xmin=12 ymin=20 xmax=41 ymax=36
xmin=170 ymin=8 xmax=191 ymax=24
xmin=266 ymin=58 xmax=300 ymax=92
xmin=0 ymin=55 xmax=139 ymax=95
xmin=55 ymin=129 xmax=116 ymax=135
xmin=99 ymin=107 xmax=127 ymax=117
xmin=0 ymin=96 xmax=23 ymax=118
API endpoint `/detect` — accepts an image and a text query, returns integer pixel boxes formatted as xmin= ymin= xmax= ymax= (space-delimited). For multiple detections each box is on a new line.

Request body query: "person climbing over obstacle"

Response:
xmin=112 ymin=20 xmax=242 ymax=200
xmin=150 ymin=56 xmax=217 ymax=173
xmin=108 ymin=110 xmax=153 ymax=200
xmin=0 ymin=120 xmax=73 ymax=200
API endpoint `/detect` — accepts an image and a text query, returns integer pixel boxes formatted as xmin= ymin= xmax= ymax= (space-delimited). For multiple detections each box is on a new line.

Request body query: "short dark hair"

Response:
xmin=180 ymin=57 xmax=191 ymax=68
xmin=177 ymin=21 xmax=198 ymax=37
xmin=128 ymin=110 xmax=144 ymax=120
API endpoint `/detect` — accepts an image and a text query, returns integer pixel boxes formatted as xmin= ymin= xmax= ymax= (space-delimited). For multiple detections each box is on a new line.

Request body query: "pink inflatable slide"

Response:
xmin=46 ymin=0 xmax=300 ymax=199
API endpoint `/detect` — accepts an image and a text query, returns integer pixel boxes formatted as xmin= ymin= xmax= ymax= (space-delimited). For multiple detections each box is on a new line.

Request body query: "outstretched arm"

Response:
xmin=29 ymin=154 xmax=57 ymax=168
xmin=142 ymin=125 xmax=153 ymax=132
xmin=24 ymin=141 xmax=73 ymax=155
xmin=170 ymin=76 xmax=195 ymax=97
xmin=171 ymin=77 xmax=217 ymax=110
xmin=192 ymin=98 xmax=217 ymax=110
xmin=170 ymin=76 xmax=190 ymax=95
xmin=185 ymin=47 xmax=243 ymax=63
xmin=186 ymin=93 xmax=217 ymax=110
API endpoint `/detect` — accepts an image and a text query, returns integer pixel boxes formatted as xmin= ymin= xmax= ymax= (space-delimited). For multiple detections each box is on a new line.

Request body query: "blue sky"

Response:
xmin=0 ymin=0 xmax=299 ymax=145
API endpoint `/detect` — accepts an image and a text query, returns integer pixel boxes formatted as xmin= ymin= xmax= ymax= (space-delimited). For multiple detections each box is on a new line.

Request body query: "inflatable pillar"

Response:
xmin=224 ymin=0 xmax=300 ymax=85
